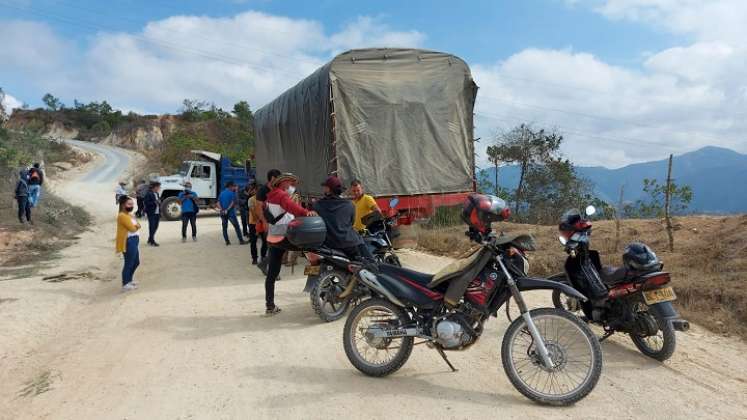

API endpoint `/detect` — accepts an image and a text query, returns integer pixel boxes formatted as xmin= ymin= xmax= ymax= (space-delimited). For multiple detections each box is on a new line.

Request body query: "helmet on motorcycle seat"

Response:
xmin=623 ymin=242 xmax=660 ymax=272
xmin=461 ymin=193 xmax=510 ymax=234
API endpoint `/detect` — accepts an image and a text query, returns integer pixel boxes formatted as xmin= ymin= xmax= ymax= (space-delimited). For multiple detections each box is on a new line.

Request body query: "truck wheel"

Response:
xmin=161 ymin=196 xmax=182 ymax=221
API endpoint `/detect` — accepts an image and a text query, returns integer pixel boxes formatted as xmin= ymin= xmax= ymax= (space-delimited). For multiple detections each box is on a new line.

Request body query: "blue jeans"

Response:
xmin=122 ymin=236 xmax=140 ymax=286
xmin=28 ymin=185 xmax=41 ymax=207
xmin=221 ymin=210 xmax=243 ymax=243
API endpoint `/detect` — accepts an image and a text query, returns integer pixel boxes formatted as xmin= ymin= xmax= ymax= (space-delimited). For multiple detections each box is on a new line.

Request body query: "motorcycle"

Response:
xmin=360 ymin=198 xmax=401 ymax=266
xmin=303 ymin=198 xmax=401 ymax=322
xmin=549 ymin=205 xmax=689 ymax=361
xmin=341 ymin=194 xmax=603 ymax=406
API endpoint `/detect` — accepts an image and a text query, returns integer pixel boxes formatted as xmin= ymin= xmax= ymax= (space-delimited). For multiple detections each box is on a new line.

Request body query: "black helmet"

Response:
xmin=461 ymin=193 xmax=510 ymax=234
xmin=559 ymin=209 xmax=582 ymax=232
xmin=623 ymin=242 xmax=660 ymax=272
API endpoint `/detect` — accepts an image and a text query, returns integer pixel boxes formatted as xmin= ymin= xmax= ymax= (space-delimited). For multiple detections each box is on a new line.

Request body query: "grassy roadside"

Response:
xmin=0 ymin=128 xmax=92 ymax=277
xmin=416 ymin=215 xmax=747 ymax=340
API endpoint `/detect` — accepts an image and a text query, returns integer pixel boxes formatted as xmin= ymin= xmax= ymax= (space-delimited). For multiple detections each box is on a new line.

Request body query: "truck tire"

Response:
xmin=161 ymin=196 xmax=182 ymax=221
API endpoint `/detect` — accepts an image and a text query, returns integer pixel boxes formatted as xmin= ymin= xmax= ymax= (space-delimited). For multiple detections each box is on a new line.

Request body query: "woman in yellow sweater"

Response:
xmin=116 ymin=195 xmax=141 ymax=292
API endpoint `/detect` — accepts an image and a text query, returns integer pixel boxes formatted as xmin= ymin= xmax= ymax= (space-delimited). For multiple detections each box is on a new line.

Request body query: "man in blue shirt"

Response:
xmin=217 ymin=181 xmax=246 ymax=246
xmin=178 ymin=181 xmax=199 ymax=242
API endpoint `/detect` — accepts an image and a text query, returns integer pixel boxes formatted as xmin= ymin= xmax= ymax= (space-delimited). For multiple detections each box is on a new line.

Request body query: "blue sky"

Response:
xmin=1 ymin=0 xmax=745 ymax=167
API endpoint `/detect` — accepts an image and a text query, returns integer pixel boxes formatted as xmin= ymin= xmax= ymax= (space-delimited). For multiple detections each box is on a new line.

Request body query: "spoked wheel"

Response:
xmin=629 ymin=302 xmax=676 ymax=361
xmin=551 ymin=289 xmax=583 ymax=315
xmin=501 ymin=308 xmax=602 ymax=406
xmin=343 ymin=298 xmax=413 ymax=377
xmin=310 ymin=270 xmax=352 ymax=322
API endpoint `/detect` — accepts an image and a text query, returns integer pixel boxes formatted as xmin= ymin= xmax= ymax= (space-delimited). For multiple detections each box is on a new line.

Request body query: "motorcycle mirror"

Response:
xmin=558 ymin=235 xmax=568 ymax=245
xmin=585 ymin=205 xmax=596 ymax=217
xmin=389 ymin=197 xmax=399 ymax=209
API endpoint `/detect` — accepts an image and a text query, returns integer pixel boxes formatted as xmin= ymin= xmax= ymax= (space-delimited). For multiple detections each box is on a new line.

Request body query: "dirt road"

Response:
xmin=1 ymin=143 xmax=746 ymax=419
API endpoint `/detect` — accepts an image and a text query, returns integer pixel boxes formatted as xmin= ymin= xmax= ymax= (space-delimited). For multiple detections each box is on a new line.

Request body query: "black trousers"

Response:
xmin=16 ymin=196 xmax=31 ymax=222
xmin=147 ymin=212 xmax=160 ymax=243
xmin=249 ymin=224 xmax=267 ymax=261
xmin=221 ymin=212 xmax=243 ymax=243
xmin=239 ymin=207 xmax=249 ymax=236
xmin=136 ymin=197 xmax=144 ymax=217
xmin=181 ymin=212 xmax=197 ymax=238
xmin=265 ymin=245 xmax=286 ymax=309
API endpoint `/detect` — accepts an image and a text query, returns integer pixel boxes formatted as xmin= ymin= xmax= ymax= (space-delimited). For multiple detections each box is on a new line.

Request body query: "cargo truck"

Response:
xmin=254 ymin=48 xmax=477 ymax=223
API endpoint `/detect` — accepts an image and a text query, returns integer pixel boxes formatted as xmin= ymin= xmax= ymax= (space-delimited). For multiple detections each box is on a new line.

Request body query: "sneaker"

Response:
xmin=225 ymin=241 xmax=231 ymax=246
xmin=240 ymin=240 xmax=248 ymax=245
xmin=265 ymin=306 xmax=282 ymax=316
xmin=192 ymin=237 xmax=197 ymax=242
xmin=152 ymin=241 xmax=160 ymax=247
xmin=182 ymin=237 xmax=187 ymax=243
xmin=252 ymin=259 xmax=258 ymax=265
xmin=122 ymin=283 xmax=137 ymax=292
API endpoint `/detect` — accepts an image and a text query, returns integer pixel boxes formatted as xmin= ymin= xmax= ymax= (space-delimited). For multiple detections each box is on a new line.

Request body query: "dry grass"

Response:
xmin=416 ymin=215 xmax=747 ymax=340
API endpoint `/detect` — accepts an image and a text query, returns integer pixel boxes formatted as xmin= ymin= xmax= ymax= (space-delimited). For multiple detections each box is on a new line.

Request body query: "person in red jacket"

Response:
xmin=263 ymin=173 xmax=317 ymax=315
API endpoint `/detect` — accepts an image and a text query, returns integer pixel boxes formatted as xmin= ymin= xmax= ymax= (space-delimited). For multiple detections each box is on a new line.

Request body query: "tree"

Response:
xmin=42 ymin=93 xmax=64 ymax=111
xmin=232 ymin=101 xmax=254 ymax=128
xmin=624 ymin=178 xmax=693 ymax=218
xmin=488 ymin=124 xmax=562 ymax=215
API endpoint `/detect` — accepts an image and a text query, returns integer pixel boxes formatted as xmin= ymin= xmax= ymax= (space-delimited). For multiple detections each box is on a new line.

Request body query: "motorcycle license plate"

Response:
xmin=643 ymin=287 xmax=676 ymax=305
xmin=304 ymin=265 xmax=321 ymax=276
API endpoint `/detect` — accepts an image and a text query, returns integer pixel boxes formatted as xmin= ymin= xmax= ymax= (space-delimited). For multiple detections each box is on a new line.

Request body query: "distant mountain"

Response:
xmin=480 ymin=146 xmax=747 ymax=214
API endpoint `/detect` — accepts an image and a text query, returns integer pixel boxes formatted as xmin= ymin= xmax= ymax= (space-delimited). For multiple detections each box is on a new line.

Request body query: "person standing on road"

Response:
xmin=350 ymin=179 xmax=381 ymax=232
xmin=116 ymin=195 xmax=141 ymax=292
xmin=179 ymin=181 xmax=199 ymax=242
xmin=115 ymin=181 xmax=128 ymax=205
xmin=14 ymin=169 xmax=32 ymax=224
xmin=27 ymin=163 xmax=44 ymax=207
xmin=238 ymin=183 xmax=253 ymax=237
xmin=256 ymin=169 xmax=281 ymax=274
xmin=135 ymin=179 xmax=148 ymax=218
xmin=263 ymin=173 xmax=316 ymax=315
xmin=217 ymin=181 xmax=246 ymax=246
xmin=144 ymin=181 xmax=162 ymax=246
xmin=247 ymin=182 xmax=267 ymax=265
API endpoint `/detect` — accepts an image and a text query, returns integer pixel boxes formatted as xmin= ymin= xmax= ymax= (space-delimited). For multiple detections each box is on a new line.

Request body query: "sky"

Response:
xmin=1 ymin=0 xmax=746 ymax=168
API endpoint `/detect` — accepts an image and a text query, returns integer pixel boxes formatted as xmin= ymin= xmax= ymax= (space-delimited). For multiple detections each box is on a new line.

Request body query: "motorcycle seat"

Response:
xmin=316 ymin=247 xmax=351 ymax=260
xmin=600 ymin=266 xmax=629 ymax=285
xmin=428 ymin=247 xmax=490 ymax=288
xmin=378 ymin=264 xmax=434 ymax=287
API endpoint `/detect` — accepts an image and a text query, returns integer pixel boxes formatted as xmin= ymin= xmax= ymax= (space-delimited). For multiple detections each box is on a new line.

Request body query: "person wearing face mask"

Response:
xmin=263 ymin=173 xmax=317 ymax=315
xmin=312 ymin=176 xmax=366 ymax=260
xmin=116 ymin=195 xmax=141 ymax=292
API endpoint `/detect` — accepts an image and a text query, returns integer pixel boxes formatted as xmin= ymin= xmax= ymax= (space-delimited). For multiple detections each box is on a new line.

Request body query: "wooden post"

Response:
xmin=664 ymin=154 xmax=674 ymax=251
xmin=614 ymin=184 xmax=624 ymax=252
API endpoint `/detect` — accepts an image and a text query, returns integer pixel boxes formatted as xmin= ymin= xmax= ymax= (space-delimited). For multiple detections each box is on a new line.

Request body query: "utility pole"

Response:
xmin=614 ymin=184 xmax=624 ymax=252
xmin=664 ymin=154 xmax=674 ymax=251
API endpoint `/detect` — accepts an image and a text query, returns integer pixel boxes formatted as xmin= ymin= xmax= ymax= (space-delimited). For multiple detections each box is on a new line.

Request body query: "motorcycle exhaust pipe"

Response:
xmin=338 ymin=277 xmax=358 ymax=299
xmin=671 ymin=319 xmax=690 ymax=332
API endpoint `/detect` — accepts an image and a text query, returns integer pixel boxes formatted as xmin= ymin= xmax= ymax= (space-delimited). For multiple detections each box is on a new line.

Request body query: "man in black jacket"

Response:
xmin=313 ymin=176 xmax=371 ymax=260
xmin=15 ymin=170 xmax=32 ymax=224
xmin=143 ymin=181 xmax=162 ymax=246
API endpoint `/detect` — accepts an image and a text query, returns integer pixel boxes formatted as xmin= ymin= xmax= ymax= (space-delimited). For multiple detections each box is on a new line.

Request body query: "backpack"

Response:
xmin=262 ymin=202 xmax=286 ymax=225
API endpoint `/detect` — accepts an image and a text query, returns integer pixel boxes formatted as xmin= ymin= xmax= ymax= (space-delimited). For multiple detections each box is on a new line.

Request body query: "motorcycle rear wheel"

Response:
xmin=629 ymin=303 xmax=676 ymax=361
xmin=310 ymin=270 xmax=352 ymax=322
xmin=501 ymin=308 xmax=602 ymax=406
xmin=343 ymin=298 xmax=413 ymax=377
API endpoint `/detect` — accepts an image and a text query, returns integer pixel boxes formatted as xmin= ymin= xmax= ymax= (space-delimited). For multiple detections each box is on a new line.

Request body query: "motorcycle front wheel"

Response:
xmin=309 ymin=270 xmax=352 ymax=322
xmin=343 ymin=298 xmax=413 ymax=377
xmin=501 ymin=308 xmax=602 ymax=406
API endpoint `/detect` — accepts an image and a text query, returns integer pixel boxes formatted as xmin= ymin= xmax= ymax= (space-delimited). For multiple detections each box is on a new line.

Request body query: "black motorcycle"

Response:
xmin=341 ymin=194 xmax=603 ymax=406
xmin=549 ymin=206 xmax=689 ymax=361
xmin=360 ymin=198 xmax=401 ymax=266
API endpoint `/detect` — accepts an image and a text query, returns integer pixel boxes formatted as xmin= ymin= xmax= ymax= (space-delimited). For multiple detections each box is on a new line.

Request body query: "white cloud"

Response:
xmin=0 ymin=12 xmax=425 ymax=113
xmin=1 ymin=91 xmax=24 ymax=117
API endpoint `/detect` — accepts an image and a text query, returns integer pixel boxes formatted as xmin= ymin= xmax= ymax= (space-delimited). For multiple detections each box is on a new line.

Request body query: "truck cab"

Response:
xmin=158 ymin=150 xmax=254 ymax=220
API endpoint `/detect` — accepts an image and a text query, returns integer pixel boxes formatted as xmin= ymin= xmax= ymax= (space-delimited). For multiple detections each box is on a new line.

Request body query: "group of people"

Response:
xmin=13 ymin=163 xmax=44 ymax=225
xmin=113 ymin=168 xmax=382 ymax=317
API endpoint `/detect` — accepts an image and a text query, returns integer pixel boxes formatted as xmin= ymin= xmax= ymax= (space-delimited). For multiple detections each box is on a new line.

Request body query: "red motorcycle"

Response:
xmin=549 ymin=206 xmax=689 ymax=361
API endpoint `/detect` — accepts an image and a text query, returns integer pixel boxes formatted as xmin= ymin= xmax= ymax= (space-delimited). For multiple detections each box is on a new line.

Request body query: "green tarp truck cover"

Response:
xmin=254 ymin=48 xmax=478 ymax=196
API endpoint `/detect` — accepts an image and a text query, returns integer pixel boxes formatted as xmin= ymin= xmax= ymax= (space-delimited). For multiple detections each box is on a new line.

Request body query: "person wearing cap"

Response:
xmin=217 ymin=181 xmax=246 ymax=246
xmin=135 ymin=179 xmax=148 ymax=218
xmin=178 ymin=181 xmax=199 ymax=242
xmin=263 ymin=173 xmax=317 ymax=315
xmin=115 ymin=181 xmax=128 ymax=205
xmin=313 ymin=176 xmax=367 ymax=260
xmin=350 ymin=179 xmax=381 ymax=232
xmin=143 ymin=181 xmax=162 ymax=246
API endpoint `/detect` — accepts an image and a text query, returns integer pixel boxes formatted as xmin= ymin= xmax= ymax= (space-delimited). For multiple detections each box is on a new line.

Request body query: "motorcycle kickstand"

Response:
xmin=434 ymin=346 xmax=458 ymax=372
xmin=599 ymin=330 xmax=614 ymax=343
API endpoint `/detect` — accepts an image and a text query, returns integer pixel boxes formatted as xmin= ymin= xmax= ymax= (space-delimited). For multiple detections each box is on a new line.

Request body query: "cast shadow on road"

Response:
xmin=130 ymin=301 xmax=322 ymax=340
xmin=241 ymin=363 xmax=538 ymax=409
